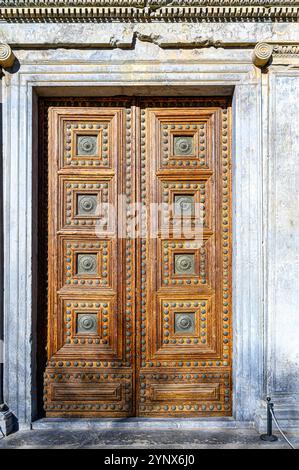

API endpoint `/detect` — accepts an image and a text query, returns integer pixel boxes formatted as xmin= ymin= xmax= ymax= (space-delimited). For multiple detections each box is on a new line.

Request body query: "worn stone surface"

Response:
xmin=2 ymin=23 xmax=299 ymax=48
xmin=11 ymin=41 xmax=254 ymax=67
xmin=31 ymin=418 xmax=253 ymax=431
xmin=265 ymin=71 xmax=299 ymax=411
xmin=0 ymin=428 xmax=298 ymax=449
xmin=0 ymin=410 xmax=15 ymax=436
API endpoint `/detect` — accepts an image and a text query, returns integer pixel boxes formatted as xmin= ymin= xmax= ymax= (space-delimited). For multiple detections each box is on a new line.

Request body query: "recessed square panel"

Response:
xmin=76 ymin=135 xmax=98 ymax=156
xmin=156 ymin=113 xmax=212 ymax=169
xmin=161 ymin=240 xmax=209 ymax=287
xmin=62 ymin=114 xmax=121 ymax=169
xmin=174 ymin=312 xmax=195 ymax=334
xmin=60 ymin=176 xmax=113 ymax=231
xmin=153 ymin=296 xmax=218 ymax=357
xmin=159 ymin=179 xmax=212 ymax=234
xmin=77 ymin=194 xmax=98 ymax=216
xmin=174 ymin=195 xmax=195 ymax=217
xmin=174 ymin=253 xmax=195 ymax=275
xmin=77 ymin=253 xmax=98 ymax=275
xmin=61 ymin=238 xmax=113 ymax=289
xmin=61 ymin=297 xmax=119 ymax=354
xmin=173 ymin=135 xmax=194 ymax=156
xmin=76 ymin=313 xmax=98 ymax=334
xmin=59 ymin=296 xmax=120 ymax=356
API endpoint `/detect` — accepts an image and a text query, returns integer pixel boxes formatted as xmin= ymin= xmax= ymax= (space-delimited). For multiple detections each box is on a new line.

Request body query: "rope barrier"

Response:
xmin=260 ymin=396 xmax=296 ymax=449
xmin=270 ymin=407 xmax=295 ymax=450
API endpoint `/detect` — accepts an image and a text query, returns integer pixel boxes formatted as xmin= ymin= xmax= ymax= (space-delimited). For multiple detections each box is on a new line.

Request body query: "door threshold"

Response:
xmin=32 ymin=417 xmax=253 ymax=431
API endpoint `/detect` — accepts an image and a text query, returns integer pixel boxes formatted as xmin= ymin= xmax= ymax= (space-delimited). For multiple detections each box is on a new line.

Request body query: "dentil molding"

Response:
xmin=1 ymin=1 xmax=299 ymax=22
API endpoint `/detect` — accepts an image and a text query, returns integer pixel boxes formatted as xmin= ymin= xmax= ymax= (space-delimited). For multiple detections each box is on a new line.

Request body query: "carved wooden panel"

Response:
xmin=136 ymin=100 xmax=232 ymax=417
xmin=60 ymin=175 xmax=114 ymax=231
xmin=44 ymin=98 xmax=231 ymax=418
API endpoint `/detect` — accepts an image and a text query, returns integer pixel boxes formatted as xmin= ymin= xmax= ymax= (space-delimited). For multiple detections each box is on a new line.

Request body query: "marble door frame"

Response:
xmin=1 ymin=46 xmax=264 ymax=429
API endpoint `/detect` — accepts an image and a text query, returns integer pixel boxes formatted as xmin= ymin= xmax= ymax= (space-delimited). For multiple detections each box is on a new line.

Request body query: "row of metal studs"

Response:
xmin=125 ymin=106 xmax=133 ymax=366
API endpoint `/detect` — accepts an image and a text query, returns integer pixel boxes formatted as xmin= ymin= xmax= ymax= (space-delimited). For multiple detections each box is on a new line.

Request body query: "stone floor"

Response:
xmin=0 ymin=428 xmax=298 ymax=449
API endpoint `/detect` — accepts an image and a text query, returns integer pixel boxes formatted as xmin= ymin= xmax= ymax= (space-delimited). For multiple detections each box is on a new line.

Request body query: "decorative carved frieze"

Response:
xmin=0 ymin=43 xmax=15 ymax=69
xmin=273 ymin=44 xmax=299 ymax=55
xmin=1 ymin=1 xmax=299 ymax=22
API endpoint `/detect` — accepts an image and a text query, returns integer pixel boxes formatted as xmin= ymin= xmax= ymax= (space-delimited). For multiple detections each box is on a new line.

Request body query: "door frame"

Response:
xmin=2 ymin=56 xmax=264 ymax=428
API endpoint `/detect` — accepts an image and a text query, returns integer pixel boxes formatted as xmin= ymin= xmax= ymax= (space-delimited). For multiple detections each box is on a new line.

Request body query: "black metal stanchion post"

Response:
xmin=260 ymin=397 xmax=278 ymax=442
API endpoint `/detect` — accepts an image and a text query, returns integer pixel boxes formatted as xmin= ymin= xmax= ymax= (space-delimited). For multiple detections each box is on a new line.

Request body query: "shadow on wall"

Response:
xmin=6 ymin=59 xmax=20 ymax=75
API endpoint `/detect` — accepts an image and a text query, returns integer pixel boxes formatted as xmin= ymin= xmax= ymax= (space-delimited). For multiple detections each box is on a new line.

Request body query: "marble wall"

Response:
xmin=262 ymin=70 xmax=299 ymax=426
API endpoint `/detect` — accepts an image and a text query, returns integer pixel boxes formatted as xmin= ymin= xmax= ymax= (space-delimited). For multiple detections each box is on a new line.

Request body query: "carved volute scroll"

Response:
xmin=252 ymin=42 xmax=273 ymax=68
xmin=0 ymin=43 xmax=15 ymax=69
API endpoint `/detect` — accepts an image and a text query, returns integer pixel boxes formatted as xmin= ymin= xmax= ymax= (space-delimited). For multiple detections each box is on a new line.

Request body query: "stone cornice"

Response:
xmin=1 ymin=1 xmax=299 ymax=22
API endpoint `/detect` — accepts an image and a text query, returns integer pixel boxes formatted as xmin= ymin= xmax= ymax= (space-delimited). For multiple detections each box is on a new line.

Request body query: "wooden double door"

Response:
xmin=44 ymin=97 xmax=232 ymax=417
